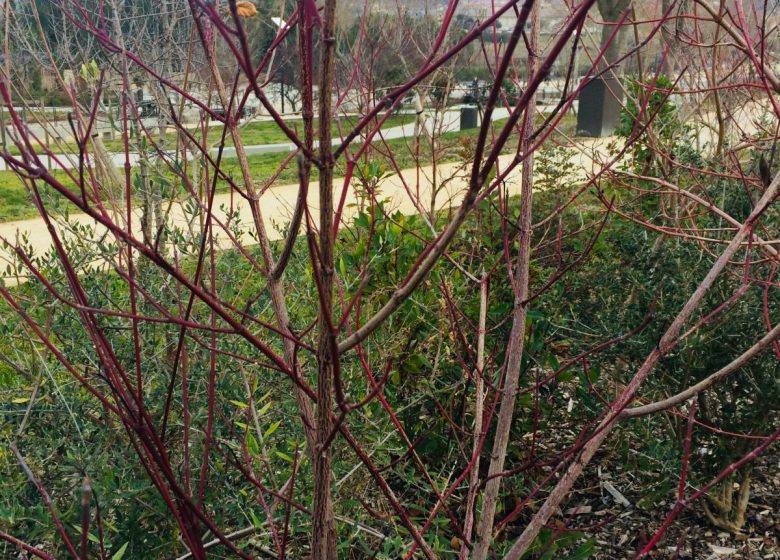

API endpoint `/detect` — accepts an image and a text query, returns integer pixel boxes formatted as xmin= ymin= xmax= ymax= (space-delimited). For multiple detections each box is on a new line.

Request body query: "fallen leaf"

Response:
xmin=707 ymin=543 xmax=738 ymax=555
xmin=236 ymin=1 xmax=257 ymax=17
xmin=565 ymin=505 xmax=592 ymax=515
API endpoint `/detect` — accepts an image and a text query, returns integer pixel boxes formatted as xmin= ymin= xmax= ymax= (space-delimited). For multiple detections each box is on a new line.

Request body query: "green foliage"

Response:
xmin=616 ymin=75 xmax=695 ymax=173
xmin=522 ymin=529 xmax=595 ymax=559
xmin=535 ymin=171 xmax=779 ymax=503
xmin=616 ymin=75 xmax=680 ymax=140
xmin=0 ymin=66 xmax=776 ymax=559
xmin=3 ymin=168 xmax=774 ymax=556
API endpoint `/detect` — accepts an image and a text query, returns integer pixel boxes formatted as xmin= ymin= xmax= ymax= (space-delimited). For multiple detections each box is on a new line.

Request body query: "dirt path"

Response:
xmin=0 ymin=138 xmax=612 ymax=285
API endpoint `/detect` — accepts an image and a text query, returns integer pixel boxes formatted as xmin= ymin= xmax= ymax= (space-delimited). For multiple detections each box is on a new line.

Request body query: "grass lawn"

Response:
xmin=0 ymin=170 xmax=82 ymax=222
xmin=6 ymin=114 xmax=416 ymax=155
xmin=0 ymin=174 xmax=33 ymax=222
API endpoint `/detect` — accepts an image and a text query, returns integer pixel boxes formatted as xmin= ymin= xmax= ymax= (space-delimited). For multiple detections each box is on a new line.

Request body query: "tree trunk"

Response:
xmin=472 ymin=4 xmax=539 ymax=558
xmin=576 ymin=0 xmax=629 ymax=136
xmin=312 ymin=0 xmax=339 ymax=557
xmin=597 ymin=0 xmax=630 ymax=76
xmin=460 ymin=274 xmax=488 ymax=558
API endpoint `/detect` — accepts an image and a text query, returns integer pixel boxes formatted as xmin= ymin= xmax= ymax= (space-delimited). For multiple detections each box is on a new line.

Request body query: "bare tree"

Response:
xmin=0 ymin=1 xmax=778 ymax=559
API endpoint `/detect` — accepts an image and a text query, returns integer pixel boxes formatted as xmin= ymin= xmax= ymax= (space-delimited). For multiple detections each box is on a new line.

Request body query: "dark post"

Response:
xmin=576 ymin=76 xmax=622 ymax=136
xmin=460 ymin=106 xmax=479 ymax=130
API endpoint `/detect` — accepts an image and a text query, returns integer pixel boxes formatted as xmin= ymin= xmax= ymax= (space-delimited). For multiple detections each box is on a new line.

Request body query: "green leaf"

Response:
xmin=569 ymin=537 xmax=596 ymax=559
xmin=246 ymin=433 xmax=260 ymax=457
xmin=111 ymin=542 xmax=129 ymax=560
xmin=101 ymin=519 xmax=119 ymax=533
xmin=275 ymin=451 xmax=293 ymax=462
xmin=338 ymin=256 xmax=347 ymax=278
xmin=526 ymin=309 xmax=545 ymax=321
xmin=71 ymin=525 xmax=99 ymax=543
xmin=354 ymin=212 xmax=370 ymax=230
xmin=264 ymin=420 xmax=282 ymax=439
xmin=556 ymin=371 xmax=574 ymax=383
xmin=516 ymin=393 xmax=533 ymax=409
xmin=403 ymin=353 xmax=431 ymax=374
xmin=230 ymin=400 xmax=248 ymax=408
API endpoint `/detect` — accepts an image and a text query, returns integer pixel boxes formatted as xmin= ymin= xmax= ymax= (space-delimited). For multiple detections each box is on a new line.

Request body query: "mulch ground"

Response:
xmin=577 ymin=450 xmax=780 ymax=559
